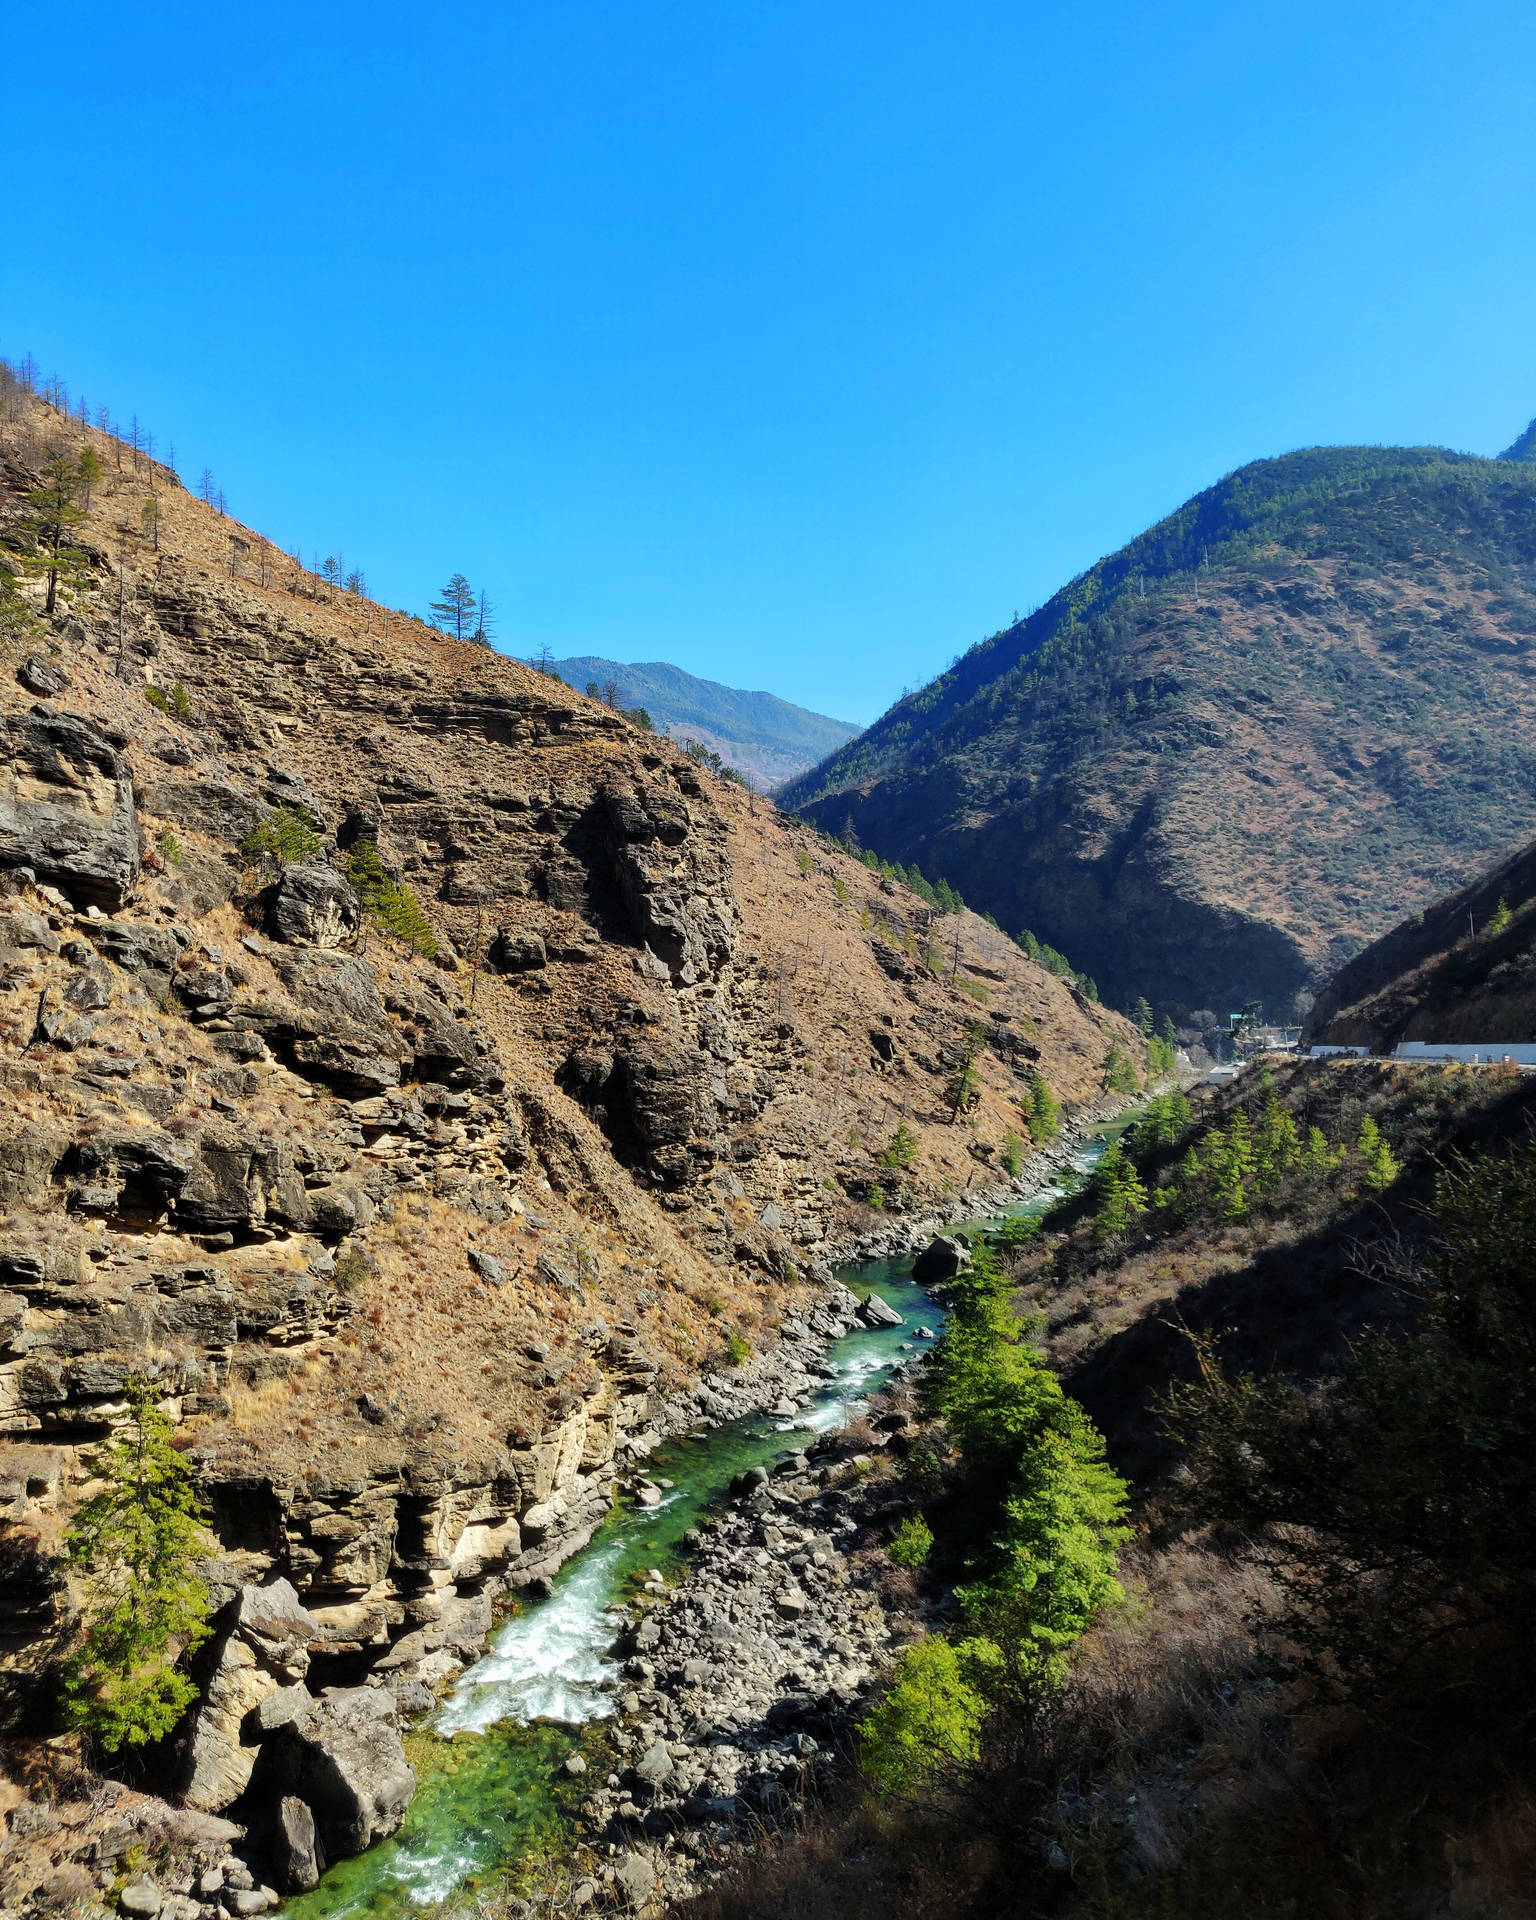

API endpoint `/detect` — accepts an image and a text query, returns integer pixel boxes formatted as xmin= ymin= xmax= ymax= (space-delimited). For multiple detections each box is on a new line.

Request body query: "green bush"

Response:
xmin=63 ymin=1377 xmax=212 ymax=1751
xmin=241 ymin=804 xmax=323 ymax=867
xmin=880 ymin=1121 xmax=918 ymax=1171
xmin=887 ymin=1514 xmax=934 ymax=1568
xmin=145 ymin=682 xmax=192 ymax=719
xmin=1092 ymin=1139 xmax=1147 ymax=1241
xmin=345 ymin=839 xmax=439 ymax=957
xmin=857 ymin=1636 xmax=989 ymax=1792
xmin=724 ymin=1330 xmax=751 ymax=1366
xmin=1025 ymin=1074 xmax=1061 ymax=1143
xmin=1100 ymin=1042 xmax=1140 ymax=1095
xmin=1000 ymin=1128 xmax=1025 ymax=1177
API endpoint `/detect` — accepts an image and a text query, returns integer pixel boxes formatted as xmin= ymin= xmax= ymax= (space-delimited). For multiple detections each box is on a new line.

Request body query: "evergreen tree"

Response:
xmin=430 ymin=572 xmax=477 ymax=641
xmin=1357 ymin=1114 xmax=1400 ymax=1194
xmin=471 ymin=588 xmax=496 ymax=647
xmin=1132 ymin=995 xmax=1153 ymax=1035
xmin=1026 ymin=1074 xmax=1061 ymax=1143
xmin=29 ymin=445 xmax=91 ymax=614
xmin=1092 ymin=1140 xmax=1148 ymax=1241
xmin=63 ymin=1377 xmax=212 ymax=1751
xmin=1211 ymin=1111 xmax=1256 ymax=1219
xmin=1254 ymin=1088 xmax=1301 ymax=1190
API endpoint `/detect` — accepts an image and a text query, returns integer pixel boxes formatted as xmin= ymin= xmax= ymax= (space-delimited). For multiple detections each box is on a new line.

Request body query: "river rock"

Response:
xmin=857 ymin=1293 xmax=904 ymax=1329
xmin=272 ymin=1797 xmax=323 ymax=1894
xmin=263 ymin=1687 xmax=416 ymax=1858
xmin=612 ymin=1851 xmax=657 ymax=1907
xmin=181 ymin=1580 xmax=318 ymax=1813
xmin=912 ymin=1234 xmax=971 ymax=1286
xmin=120 ymin=1882 xmax=161 ymax=1917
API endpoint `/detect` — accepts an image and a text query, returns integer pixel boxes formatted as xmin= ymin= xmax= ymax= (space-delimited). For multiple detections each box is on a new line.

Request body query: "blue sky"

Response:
xmin=3 ymin=1 xmax=1534 ymax=723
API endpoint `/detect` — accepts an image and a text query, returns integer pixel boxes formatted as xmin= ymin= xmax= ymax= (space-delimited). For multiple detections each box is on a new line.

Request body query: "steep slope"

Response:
xmin=783 ymin=441 xmax=1536 ymax=1017
xmin=0 ymin=369 xmax=1138 ymax=1807
xmin=1305 ymin=829 xmax=1536 ymax=1049
xmin=532 ymin=654 xmax=860 ymax=790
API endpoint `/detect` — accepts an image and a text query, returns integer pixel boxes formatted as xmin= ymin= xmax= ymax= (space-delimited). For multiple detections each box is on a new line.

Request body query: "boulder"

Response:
xmin=0 ymin=709 xmax=141 ymax=910
xmin=611 ymin=1851 xmax=658 ymax=1908
xmin=91 ymin=921 xmax=181 ymax=994
xmin=263 ymin=864 xmax=361 ymax=949
xmin=17 ymin=654 xmax=69 ymax=697
xmin=912 ymin=1235 xmax=972 ymax=1287
xmin=857 ymin=1292 xmax=904 ymax=1330
xmin=260 ymin=949 xmax=407 ymax=1094
xmin=265 ymin=1687 xmax=417 ymax=1858
xmin=272 ymin=1797 xmax=323 ymax=1894
xmin=488 ymin=928 xmax=546 ymax=973
xmin=181 ymin=1580 xmax=318 ymax=1813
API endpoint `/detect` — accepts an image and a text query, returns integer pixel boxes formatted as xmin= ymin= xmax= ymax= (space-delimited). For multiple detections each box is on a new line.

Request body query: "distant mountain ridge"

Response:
xmin=528 ymin=655 xmax=860 ymax=791
xmin=783 ymin=433 xmax=1536 ymax=1016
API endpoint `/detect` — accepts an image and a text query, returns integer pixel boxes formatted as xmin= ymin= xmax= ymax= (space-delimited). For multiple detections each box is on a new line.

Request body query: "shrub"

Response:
xmin=887 ymin=1514 xmax=934 ymax=1568
xmin=63 ymin=1377 xmax=212 ymax=1750
xmin=241 ymin=803 xmax=322 ymax=867
xmin=1025 ymin=1074 xmax=1061 ymax=1143
xmin=724 ymin=1331 xmax=751 ymax=1366
xmin=145 ymin=682 xmax=192 ymax=719
xmin=1100 ymin=1042 xmax=1140 ymax=1095
xmin=1357 ymin=1114 xmax=1400 ymax=1193
xmin=157 ymin=830 xmax=183 ymax=867
xmin=1000 ymin=1128 xmax=1024 ymax=1177
xmin=345 ymin=839 xmax=439 ymax=957
xmin=880 ymin=1122 xmax=918 ymax=1171
xmin=857 ymin=1636 xmax=988 ymax=1792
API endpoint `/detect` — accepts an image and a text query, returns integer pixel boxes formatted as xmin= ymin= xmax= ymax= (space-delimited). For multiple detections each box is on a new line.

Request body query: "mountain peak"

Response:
xmin=1498 ymin=416 xmax=1536 ymax=462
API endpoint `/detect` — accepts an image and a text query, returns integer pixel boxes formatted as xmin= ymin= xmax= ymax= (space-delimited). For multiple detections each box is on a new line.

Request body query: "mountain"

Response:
xmin=783 ymin=438 xmax=1536 ymax=1019
xmin=1500 ymin=415 xmax=1536 ymax=462
xmin=528 ymin=653 xmax=860 ymax=790
xmin=1305 ymin=828 xmax=1536 ymax=1048
xmin=0 ymin=365 xmax=1139 ymax=1840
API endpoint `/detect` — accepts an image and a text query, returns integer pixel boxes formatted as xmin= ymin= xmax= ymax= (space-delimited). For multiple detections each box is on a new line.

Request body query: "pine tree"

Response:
xmin=1254 ymin=1089 xmax=1301 ymax=1191
xmin=472 ymin=588 xmax=496 ymax=647
xmin=63 ymin=1377 xmax=212 ymax=1751
xmin=430 ymin=572 xmax=477 ymax=641
xmin=1211 ymin=1112 xmax=1256 ymax=1219
xmin=1357 ymin=1115 xmax=1400 ymax=1194
xmin=1132 ymin=996 xmax=1153 ymax=1036
xmin=1093 ymin=1141 xmax=1148 ymax=1240
xmin=28 ymin=445 xmax=92 ymax=614
xmin=1027 ymin=1074 xmax=1061 ymax=1143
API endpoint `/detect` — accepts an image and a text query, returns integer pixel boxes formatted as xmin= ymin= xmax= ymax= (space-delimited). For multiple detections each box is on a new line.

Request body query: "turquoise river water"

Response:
xmin=286 ymin=1136 xmax=1109 ymax=1920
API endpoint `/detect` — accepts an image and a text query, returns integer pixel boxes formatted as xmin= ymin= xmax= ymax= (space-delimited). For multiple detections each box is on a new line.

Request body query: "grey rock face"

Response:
xmin=0 ymin=709 xmax=141 ymax=909
xmin=17 ymin=654 xmax=70 ymax=697
xmin=266 ymin=1687 xmax=417 ymax=1859
xmin=181 ymin=1580 xmax=318 ymax=1813
xmin=260 ymin=949 xmax=408 ymax=1093
xmin=263 ymin=865 xmax=361 ymax=949
xmin=912 ymin=1234 xmax=971 ymax=1286
xmin=488 ymin=927 xmax=547 ymax=973
xmin=91 ymin=920 xmax=181 ymax=994
xmin=272 ymin=1797 xmax=323 ymax=1894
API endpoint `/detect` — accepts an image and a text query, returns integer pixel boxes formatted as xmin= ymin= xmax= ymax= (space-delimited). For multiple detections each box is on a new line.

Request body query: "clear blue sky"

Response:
xmin=3 ymin=1 xmax=1533 ymax=724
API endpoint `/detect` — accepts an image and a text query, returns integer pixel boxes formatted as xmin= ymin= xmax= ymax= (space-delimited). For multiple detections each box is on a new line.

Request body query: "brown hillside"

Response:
xmin=0 ymin=383 xmax=1136 ymax=1731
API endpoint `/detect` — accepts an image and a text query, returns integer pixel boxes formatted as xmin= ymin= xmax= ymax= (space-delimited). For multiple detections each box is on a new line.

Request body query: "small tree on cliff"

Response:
xmin=431 ymin=572 xmax=477 ymax=641
xmin=62 ymin=1376 xmax=212 ymax=1751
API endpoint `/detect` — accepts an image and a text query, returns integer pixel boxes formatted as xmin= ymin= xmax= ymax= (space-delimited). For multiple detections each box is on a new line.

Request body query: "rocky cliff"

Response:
xmin=0 ymin=385 xmax=1137 ymax=1890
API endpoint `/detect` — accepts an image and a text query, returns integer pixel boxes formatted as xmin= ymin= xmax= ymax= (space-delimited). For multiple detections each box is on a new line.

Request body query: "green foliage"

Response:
xmin=857 ymin=1636 xmax=989 ymax=1792
xmin=1356 ymin=1113 xmax=1401 ymax=1193
xmin=62 ymin=1377 xmax=212 ymax=1751
xmin=945 ymin=1025 xmax=986 ymax=1119
xmin=986 ymin=1214 xmax=1039 ymax=1262
xmin=1487 ymin=895 xmax=1512 ymax=934
xmin=923 ymin=1244 xmax=1128 ymax=1696
xmin=628 ymin=705 xmax=655 ymax=731
xmin=1132 ymin=996 xmax=1153 ymax=1035
xmin=724 ymin=1331 xmax=751 ymax=1366
xmin=1000 ymin=1128 xmax=1024 ymax=1178
xmin=880 ymin=1121 xmax=918 ymax=1171
xmin=1140 ymin=1088 xmax=1191 ymax=1147
xmin=1092 ymin=1140 xmax=1147 ymax=1241
xmin=1253 ymin=1085 xmax=1302 ymax=1190
xmin=795 ymin=846 xmax=815 ymax=874
xmin=832 ymin=873 xmax=849 ymax=906
xmin=145 ymin=682 xmax=192 ymax=719
xmin=887 ymin=1514 xmax=934 ymax=1568
xmin=1166 ymin=1138 xmax=1536 ymax=1692
xmin=853 ymin=846 xmax=966 ymax=914
xmin=864 ymin=1181 xmax=886 ymax=1210
xmin=1025 ymin=1073 xmax=1061 ymax=1144
xmin=1145 ymin=1032 xmax=1178 ymax=1076
xmin=345 ymin=839 xmax=440 ymax=957
xmin=1209 ymin=1111 xmax=1256 ymax=1219
xmin=156 ymin=830 xmax=183 ymax=867
xmin=1100 ymin=1042 xmax=1139 ymax=1095
xmin=240 ymin=803 xmax=323 ymax=867
xmin=1015 ymin=927 xmax=1097 ymax=999
xmin=26 ymin=443 xmax=93 ymax=613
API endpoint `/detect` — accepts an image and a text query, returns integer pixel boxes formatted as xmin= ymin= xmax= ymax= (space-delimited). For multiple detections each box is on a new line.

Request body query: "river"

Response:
xmin=286 ymin=1137 xmax=1108 ymax=1920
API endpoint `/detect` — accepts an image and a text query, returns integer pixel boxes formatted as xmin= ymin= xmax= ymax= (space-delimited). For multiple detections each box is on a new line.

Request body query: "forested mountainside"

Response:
xmin=533 ymin=656 xmax=860 ymax=792
xmin=1306 ymin=824 xmax=1536 ymax=1049
xmin=0 ymin=373 xmax=1140 ymax=1886
xmin=783 ymin=434 xmax=1536 ymax=1018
